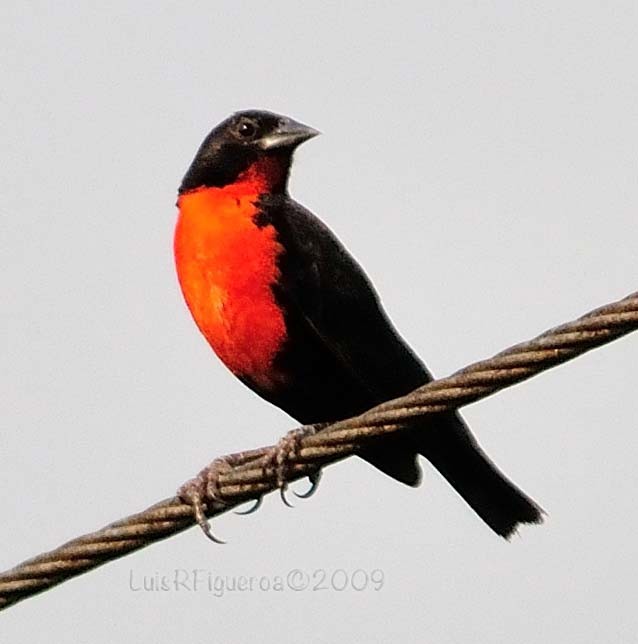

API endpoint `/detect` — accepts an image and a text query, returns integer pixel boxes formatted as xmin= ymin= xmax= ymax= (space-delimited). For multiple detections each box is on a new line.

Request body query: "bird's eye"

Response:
xmin=236 ymin=120 xmax=257 ymax=139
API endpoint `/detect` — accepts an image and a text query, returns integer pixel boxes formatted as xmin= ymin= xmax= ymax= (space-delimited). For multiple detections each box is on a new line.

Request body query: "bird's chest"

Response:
xmin=174 ymin=189 xmax=288 ymax=389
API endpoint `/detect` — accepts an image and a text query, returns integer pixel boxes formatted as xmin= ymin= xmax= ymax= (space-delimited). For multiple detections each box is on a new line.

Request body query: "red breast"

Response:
xmin=174 ymin=160 xmax=288 ymax=390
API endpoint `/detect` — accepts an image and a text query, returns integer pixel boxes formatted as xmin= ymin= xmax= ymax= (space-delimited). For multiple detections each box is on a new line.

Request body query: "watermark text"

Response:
xmin=128 ymin=568 xmax=385 ymax=596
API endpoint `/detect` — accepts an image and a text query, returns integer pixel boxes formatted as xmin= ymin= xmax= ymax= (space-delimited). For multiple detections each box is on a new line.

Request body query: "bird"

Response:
xmin=173 ymin=109 xmax=543 ymax=539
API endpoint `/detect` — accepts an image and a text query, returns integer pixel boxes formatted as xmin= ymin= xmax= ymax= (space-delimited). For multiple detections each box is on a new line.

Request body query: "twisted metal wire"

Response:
xmin=1 ymin=290 xmax=636 ymax=611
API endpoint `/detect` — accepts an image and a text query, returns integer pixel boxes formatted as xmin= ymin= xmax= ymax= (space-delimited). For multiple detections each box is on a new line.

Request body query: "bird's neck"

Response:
xmin=179 ymin=152 xmax=292 ymax=196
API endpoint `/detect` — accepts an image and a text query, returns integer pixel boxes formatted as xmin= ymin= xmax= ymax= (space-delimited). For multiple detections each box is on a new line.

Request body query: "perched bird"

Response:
xmin=174 ymin=109 xmax=542 ymax=538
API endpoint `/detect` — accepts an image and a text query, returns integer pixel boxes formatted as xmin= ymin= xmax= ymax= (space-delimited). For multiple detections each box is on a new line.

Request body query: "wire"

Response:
xmin=1 ymin=290 xmax=636 ymax=611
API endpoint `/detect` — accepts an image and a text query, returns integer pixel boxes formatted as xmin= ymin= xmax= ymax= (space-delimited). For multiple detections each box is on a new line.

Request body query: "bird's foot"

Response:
xmin=263 ymin=423 xmax=328 ymax=507
xmin=178 ymin=423 xmax=327 ymax=541
xmin=178 ymin=448 xmax=266 ymax=543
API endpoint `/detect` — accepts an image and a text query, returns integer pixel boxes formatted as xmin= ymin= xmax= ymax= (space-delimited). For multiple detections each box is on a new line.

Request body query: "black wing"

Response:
xmin=265 ymin=195 xmax=432 ymax=414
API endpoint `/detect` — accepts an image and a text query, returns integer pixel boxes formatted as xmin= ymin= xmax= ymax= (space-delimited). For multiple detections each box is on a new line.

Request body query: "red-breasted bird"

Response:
xmin=174 ymin=110 xmax=543 ymax=538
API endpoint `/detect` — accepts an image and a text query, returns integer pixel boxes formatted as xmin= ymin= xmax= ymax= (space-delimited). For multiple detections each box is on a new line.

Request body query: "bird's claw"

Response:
xmin=234 ymin=496 xmax=264 ymax=516
xmin=280 ymin=486 xmax=294 ymax=507
xmin=263 ymin=423 xmax=325 ymax=507
xmin=177 ymin=457 xmax=231 ymax=544
xmin=293 ymin=469 xmax=323 ymax=499
xmin=178 ymin=449 xmax=263 ymax=542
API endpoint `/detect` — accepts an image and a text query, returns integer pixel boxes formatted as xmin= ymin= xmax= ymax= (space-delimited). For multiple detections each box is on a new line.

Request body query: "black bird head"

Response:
xmin=179 ymin=110 xmax=320 ymax=194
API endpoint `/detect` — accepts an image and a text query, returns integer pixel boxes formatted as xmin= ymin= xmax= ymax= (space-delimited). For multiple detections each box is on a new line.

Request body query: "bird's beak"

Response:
xmin=258 ymin=117 xmax=320 ymax=150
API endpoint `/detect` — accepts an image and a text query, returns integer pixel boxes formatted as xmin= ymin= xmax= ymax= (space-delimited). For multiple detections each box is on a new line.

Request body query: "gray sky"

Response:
xmin=2 ymin=2 xmax=637 ymax=642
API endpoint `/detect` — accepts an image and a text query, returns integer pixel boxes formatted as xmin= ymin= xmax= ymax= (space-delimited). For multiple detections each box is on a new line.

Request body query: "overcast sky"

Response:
xmin=3 ymin=2 xmax=638 ymax=642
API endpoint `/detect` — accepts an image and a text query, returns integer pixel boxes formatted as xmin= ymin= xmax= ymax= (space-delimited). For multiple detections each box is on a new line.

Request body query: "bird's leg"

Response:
xmin=177 ymin=448 xmax=266 ymax=543
xmin=262 ymin=423 xmax=328 ymax=506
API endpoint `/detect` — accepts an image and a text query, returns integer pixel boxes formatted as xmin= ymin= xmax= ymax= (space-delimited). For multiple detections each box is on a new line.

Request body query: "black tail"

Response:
xmin=416 ymin=414 xmax=543 ymax=538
